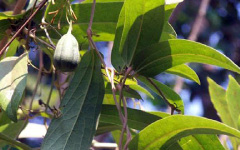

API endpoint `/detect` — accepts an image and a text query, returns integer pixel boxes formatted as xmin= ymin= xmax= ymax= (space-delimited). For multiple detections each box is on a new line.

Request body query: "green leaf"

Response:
xmin=41 ymin=2 xmax=123 ymax=45
xmin=83 ymin=0 xmax=124 ymax=3
xmin=128 ymin=115 xmax=240 ymax=150
xmin=166 ymin=64 xmax=200 ymax=84
xmin=111 ymin=130 xmax=128 ymax=146
xmin=111 ymin=4 xmax=127 ymax=72
xmin=97 ymin=105 xmax=168 ymax=144
xmin=102 ymin=70 xmax=143 ymax=99
xmin=0 ymin=133 xmax=31 ymax=150
xmin=97 ymin=105 xmax=171 ymax=135
xmin=0 ymin=11 xmax=25 ymax=20
xmin=128 ymin=84 xmax=154 ymax=100
xmin=137 ymin=76 xmax=184 ymax=114
xmin=41 ymin=51 xmax=105 ymax=150
xmin=134 ymin=39 xmax=240 ymax=77
xmin=111 ymin=0 xmax=181 ymax=72
xmin=0 ymin=53 xmax=28 ymax=122
xmin=208 ymin=77 xmax=235 ymax=128
xmin=159 ymin=1 xmax=181 ymax=42
xmin=99 ymin=105 xmax=166 ymax=131
xmin=0 ymin=114 xmax=26 ymax=147
xmin=238 ymin=115 xmax=240 ymax=131
xmin=111 ymin=0 xmax=165 ymax=71
xmin=0 ymin=39 xmax=19 ymax=60
xmin=102 ymin=69 xmax=153 ymax=99
xmin=104 ymin=82 xmax=142 ymax=99
xmin=160 ymin=23 xmax=177 ymax=42
xmin=96 ymin=122 xmax=121 ymax=135
xmin=208 ymin=77 xmax=239 ymax=149
xmin=98 ymin=105 xmax=224 ymax=150
xmin=227 ymin=75 xmax=240 ymax=127
xmin=169 ymin=135 xmax=225 ymax=150
xmin=0 ymin=112 xmax=26 ymax=147
xmin=103 ymin=94 xmax=118 ymax=105
xmin=0 ymin=10 xmax=33 ymax=40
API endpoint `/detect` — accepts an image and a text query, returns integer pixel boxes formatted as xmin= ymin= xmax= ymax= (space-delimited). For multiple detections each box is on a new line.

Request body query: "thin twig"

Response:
xmin=29 ymin=50 xmax=44 ymax=111
xmin=118 ymin=67 xmax=132 ymax=150
xmin=105 ymin=68 xmax=124 ymax=121
xmin=41 ymin=18 xmax=55 ymax=46
xmin=23 ymin=28 xmax=56 ymax=50
xmin=105 ymin=68 xmax=125 ymax=124
xmin=122 ymin=97 xmax=131 ymax=150
xmin=86 ymin=0 xmax=106 ymax=67
xmin=28 ymin=59 xmax=51 ymax=74
xmin=146 ymin=77 xmax=181 ymax=115
xmin=26 ymin=0 xmax=38 ymax=50
xmin=19 ymin=105 xmax=45 ymax=113
xmin=44 ymin=69 xmax=55 ymax=129
xmin=0 ymin=0 xmax=48 ymax=57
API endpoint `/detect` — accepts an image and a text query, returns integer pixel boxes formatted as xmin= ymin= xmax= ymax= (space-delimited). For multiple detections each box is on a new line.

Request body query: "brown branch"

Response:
xmin=86 ymin=0 xmax=106 ymax=67
xmin=188 ymin=0 xmax=210 ymax=41
xmin=0 ymin=0 xmax=48 ymax=57
xmin=13 ymin=0 xmax=28 ymax=15
xmin=118 ymin=67 xmax=132 ymax=150
xmin=0 ymin=0 xmax=27 ymax=54
xmin=146 ymin=77 xmax=180 ymax=115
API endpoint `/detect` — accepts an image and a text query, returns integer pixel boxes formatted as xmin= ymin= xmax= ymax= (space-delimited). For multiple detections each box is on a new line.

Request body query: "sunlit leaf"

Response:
xmin=0 ymin=12 xmax=25 ymax=20
xmin=134 ymin=39 xmax=240 ymax=77
xmin=98 ymin=105 xmax=224 ymax=150
xmin=208 ymin=77 xmax=239 ymax=149
xmin=0 ymin=53 xmax=28 ymax=122
xmin=226 ymin=75 xmax=240 ymax=128
xmin=160 ymin=23 xmax=177 ymax=42
xmin=0 ymin=39 xmax=19 ymax=60
xmin=104 ymin=82 xmax=142 ymax=99
xmin=83 ymin=0 xmax=124 ymax=2
xmin=128 ymin=84 xmax=154 ymax=100
xmin=166 ymin=64 xmax=200 ymax=84
xmin=129 ymin=115 xmax=240 ymax=150
xmin=169 ymin=135 xmax=225 ymax=150
xmin=208 ymin=77 xmax=235 ymax=128
xmin=111 ymin=0 xmax=165 ymax=71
